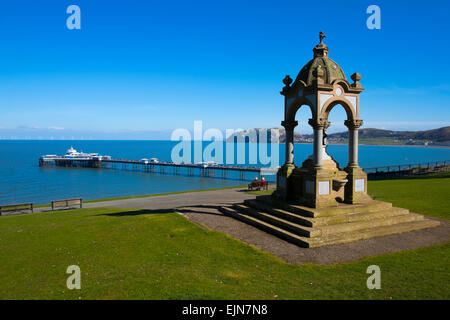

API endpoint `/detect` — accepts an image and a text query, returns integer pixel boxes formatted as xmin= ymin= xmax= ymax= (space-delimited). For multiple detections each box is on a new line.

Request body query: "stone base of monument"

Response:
xmin=219 ymin=196 xmax=440 ymax=248
xmin=273 ymin=154 xmax=373 ymax=208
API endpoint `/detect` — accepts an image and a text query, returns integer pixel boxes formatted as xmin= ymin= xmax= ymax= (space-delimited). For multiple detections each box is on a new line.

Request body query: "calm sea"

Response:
xmin=0 ymin=140 xmax=449 ymax=205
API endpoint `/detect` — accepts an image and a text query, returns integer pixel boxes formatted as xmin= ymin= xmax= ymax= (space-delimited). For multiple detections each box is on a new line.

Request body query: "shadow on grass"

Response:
xmin=100 ymin=209 xmax=174 ymax=217
xmin=40 ymin=206 xmax=82 ymax=213
xmin=103 ymin=205 xmax=226 ymax=217
xmin=177 ymin=204 xmax=224 ymax=216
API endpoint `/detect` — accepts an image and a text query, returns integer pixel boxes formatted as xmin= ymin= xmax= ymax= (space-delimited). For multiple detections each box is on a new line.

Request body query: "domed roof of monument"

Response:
xmin=294 ymin=32 xmax=347 ymax=86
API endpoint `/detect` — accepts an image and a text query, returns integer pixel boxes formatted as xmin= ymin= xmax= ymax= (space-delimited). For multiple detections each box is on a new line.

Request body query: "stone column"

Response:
xmin=281 ymin=120 xmax=298 ymax=165
xmin=343 ymin=119 xmax=369 ymax=204
xmin=344 ymin=119 xmax=363 ymax=167
xmin=309 ymin=118 xmax=330 ymax=167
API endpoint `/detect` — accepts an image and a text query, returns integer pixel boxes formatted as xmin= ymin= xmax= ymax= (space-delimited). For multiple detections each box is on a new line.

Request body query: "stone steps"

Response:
xmin=219 ymin=198 xmax=440 ymax=248
xmin=244 ymin=199 xmax=409 ymax=228
xmin=232 ymin=203 xmax=316 ymax=237
xmin=311 ymin=219 xmax=440 ymax=247
xmin=318 ymin=212 xmax=424 ymax=237
xmin=255 ymin=195 xmax=393 ymax=218
xmin=233 ymin=203 xmax=425 ymax=238
xmin=220 ymin=205 xmax=313 ymax=247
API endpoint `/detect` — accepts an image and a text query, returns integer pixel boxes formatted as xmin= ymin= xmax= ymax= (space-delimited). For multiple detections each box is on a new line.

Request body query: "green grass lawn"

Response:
xmin=0 ymin=175 xmax=449 ymax=300
xmin=368 ymin=173 xmax=450 ymax=220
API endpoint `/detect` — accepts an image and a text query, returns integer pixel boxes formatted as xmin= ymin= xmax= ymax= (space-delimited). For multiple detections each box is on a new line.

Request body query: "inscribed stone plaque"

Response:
xmin=318 ymin=181 xmax=330 ymax=195
xmin=355 ymin=179 xmax=365 ymax=192
xmin=305 ymin=180 xmax=314 ymax=194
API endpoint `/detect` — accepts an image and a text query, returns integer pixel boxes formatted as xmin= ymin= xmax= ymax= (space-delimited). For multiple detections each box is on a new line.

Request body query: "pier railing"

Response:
xmin=102 ymin=159 xmax=278 ymax=181
xmin=364 ymin=160 xmax=449 ymax=180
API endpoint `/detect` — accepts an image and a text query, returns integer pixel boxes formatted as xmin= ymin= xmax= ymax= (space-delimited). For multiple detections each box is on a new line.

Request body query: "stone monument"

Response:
xmin=274 ymin=31 xmax=370 ymax=208
xmin=220 ymin=33 xmax=440 ymax=247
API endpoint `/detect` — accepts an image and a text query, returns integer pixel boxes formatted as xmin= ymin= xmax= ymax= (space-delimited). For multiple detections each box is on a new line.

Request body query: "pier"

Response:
xmin=39 ymin=156 xmax=278 ymax=181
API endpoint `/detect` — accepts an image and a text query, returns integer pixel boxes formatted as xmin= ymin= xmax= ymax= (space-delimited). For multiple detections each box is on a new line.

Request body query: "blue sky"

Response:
xmin=0 ymin=0 xmax=449 ymax=139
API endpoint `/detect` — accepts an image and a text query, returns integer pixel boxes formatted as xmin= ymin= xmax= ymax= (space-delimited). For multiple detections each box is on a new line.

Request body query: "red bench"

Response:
xmin=248 ymin=180 xmax=268 ymax=191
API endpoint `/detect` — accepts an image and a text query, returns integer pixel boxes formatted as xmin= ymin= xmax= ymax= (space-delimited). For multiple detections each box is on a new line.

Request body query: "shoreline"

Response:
xmin=293 ymin=142 xmax=450 ymax=149
xmin=0 ymin=139 xmax=449 ymax=148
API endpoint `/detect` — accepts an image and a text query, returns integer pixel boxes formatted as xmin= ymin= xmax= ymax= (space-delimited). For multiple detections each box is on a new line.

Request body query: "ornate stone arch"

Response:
xmin=331 ymin=79 xmax=351 ymax=92
xmin=286 ymin=97 xmax=316 ymax=122
xmin=321 ymin=98 xmax=356 ymax=121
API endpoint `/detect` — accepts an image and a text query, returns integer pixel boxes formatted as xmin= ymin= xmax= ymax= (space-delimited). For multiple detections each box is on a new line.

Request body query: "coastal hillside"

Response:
xmin=226 ymin=126 xmax=450 ymax=146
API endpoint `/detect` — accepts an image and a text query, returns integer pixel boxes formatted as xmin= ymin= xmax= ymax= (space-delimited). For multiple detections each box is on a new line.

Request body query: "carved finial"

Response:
xmin=319 ymin=31 xmax=326 ymax=44
xmin=351 ymin=72 xmax=362 ymax=88
xmin=280 ymin=75 xmax=293 ymax=95
xmin=282 ymin=75 xmax=293 ymax=86
xmin=313 ymin=32 xmax=329 ymax=57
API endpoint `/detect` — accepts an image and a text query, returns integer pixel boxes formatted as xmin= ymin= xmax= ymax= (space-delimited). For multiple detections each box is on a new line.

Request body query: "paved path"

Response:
xmin=35 ymin=187 xmax=258 ymax=212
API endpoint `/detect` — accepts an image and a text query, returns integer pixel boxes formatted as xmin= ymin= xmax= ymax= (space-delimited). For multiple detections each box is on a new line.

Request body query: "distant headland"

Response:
xmin=226 ymin=126 xmax=450 ymax=147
